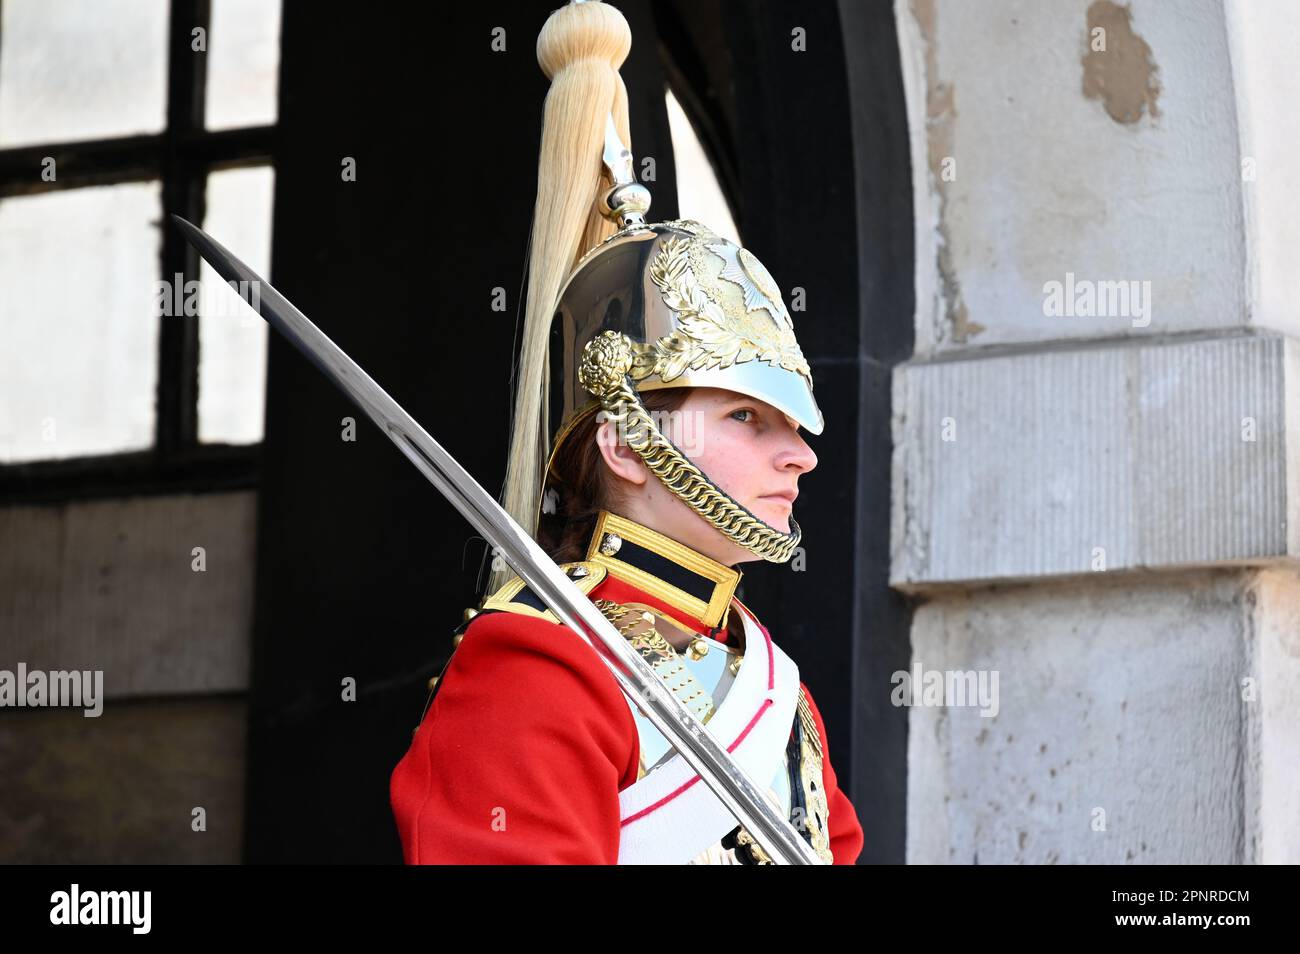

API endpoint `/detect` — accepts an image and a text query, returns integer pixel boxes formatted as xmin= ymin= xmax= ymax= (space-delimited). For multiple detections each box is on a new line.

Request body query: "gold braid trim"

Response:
xmin=591 ymin=598 xmax=714 ymax=722
xmin=795 ymin=688 xmax=833 ymax=863
xmin=730 ymin=687 xmax=832 ymax=865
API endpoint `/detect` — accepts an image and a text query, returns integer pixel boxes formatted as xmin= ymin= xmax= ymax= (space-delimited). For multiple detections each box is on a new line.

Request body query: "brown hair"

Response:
xmin=537 ymin=387 xmax=691 ymax=564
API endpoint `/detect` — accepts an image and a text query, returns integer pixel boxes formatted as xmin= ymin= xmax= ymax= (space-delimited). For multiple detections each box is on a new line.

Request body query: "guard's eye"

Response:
xmin=730 ymin=408 xmax=756 ymax=423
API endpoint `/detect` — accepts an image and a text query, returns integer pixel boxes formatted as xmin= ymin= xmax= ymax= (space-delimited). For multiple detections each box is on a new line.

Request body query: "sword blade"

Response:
xmin=171 ymin=215 xmax=822 ymax=865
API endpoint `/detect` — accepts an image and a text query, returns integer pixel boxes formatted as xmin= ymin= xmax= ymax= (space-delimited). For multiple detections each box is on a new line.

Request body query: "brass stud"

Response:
xmin=728 ymin=654 xmax=743 ymax=676
xmin=462 ymin=607 xmax=479 ymax=623
xmin=599 ymin=533 xmax=623 ymax=556
xmin=451 ymin=633 xmax=464 ymax=649
xmin=569 ymin=565 xmax=589 ymax=578
xmin=427 ymin=675 xmax=440 ymax=691
xmin=687 ymin=638 xmax=710 ymax=661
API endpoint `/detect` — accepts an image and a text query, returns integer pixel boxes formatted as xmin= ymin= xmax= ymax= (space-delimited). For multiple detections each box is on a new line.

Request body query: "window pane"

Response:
xmin=198 ymin=165 xmax=273 ymax=445
xmin=205 ymin=0 xmax=282 ymax=130
xmin=0 ymin=0 xmax=168 ymax=147
xmin=665 ymin=86 xmax=740 ymax=244
xmin=0 ymin=183 xmax=161 ymax=462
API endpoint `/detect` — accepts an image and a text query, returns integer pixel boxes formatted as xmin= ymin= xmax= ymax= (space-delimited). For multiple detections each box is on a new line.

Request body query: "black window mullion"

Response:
xmin=0 ymin=128 xmax=273 ymax=199
xmin=156 ymin=0 xmax=211 ymax=458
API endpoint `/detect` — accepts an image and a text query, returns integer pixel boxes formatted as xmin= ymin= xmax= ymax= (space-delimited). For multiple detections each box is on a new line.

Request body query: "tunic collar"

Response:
xmin=583 ymin=510 xmax=742 ymax=638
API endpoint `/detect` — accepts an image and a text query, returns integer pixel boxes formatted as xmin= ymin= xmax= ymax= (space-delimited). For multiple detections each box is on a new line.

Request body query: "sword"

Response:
xmin=171 ymin=215 xmax=823 ymax=865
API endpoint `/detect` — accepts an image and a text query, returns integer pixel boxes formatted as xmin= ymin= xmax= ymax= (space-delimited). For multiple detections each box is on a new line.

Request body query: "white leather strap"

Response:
xmin=616 ymin=603 xmax=801 ymax=864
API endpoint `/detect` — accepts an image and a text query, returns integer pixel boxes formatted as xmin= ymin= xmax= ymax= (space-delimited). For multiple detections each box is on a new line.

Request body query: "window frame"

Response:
xmin=0 ymin=0 xmax=275 ymax=504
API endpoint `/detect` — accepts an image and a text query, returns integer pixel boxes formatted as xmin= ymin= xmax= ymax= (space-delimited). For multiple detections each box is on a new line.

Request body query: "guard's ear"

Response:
xmin=596 ymin=416 xmax=648 ymax=486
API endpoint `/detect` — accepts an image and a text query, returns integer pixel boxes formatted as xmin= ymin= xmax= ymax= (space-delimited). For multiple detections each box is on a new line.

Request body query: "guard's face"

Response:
xmin=661 ymin=387 xmax=818 ymax=543
xmin=595 ymin=386 xmax=818 ymax=566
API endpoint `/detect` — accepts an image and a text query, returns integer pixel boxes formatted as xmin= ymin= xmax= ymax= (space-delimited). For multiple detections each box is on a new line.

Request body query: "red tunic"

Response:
xmin=390 ymin=605 xmax=864 ymax=864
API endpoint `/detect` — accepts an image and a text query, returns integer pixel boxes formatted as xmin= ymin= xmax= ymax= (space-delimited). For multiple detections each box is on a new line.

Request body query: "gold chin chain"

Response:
xmin=578 ymin=332 xmax=802 ymax=564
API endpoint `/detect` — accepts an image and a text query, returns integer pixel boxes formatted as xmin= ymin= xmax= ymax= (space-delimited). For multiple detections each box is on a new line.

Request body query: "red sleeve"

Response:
xmin=799 ymin=681 xmax=864 ymax=865
xmin=389 ymin=610 xmax=640 ymax=864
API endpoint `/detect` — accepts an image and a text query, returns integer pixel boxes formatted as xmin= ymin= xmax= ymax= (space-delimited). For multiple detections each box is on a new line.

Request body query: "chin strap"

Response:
xmin=580 ymin=333 xmax=802 ymax=564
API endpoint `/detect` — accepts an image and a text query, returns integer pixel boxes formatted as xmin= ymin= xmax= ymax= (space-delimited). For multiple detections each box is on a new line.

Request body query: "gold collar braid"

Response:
xmin=579 ymin=331 xmax=802 ymax=564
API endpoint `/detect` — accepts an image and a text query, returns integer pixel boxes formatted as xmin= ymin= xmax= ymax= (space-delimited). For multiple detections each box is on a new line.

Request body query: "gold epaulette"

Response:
xmin=478 ymin=560 xmax=608 ymax=623
xmin=412 ymin=562 xmax=611 ymax=739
